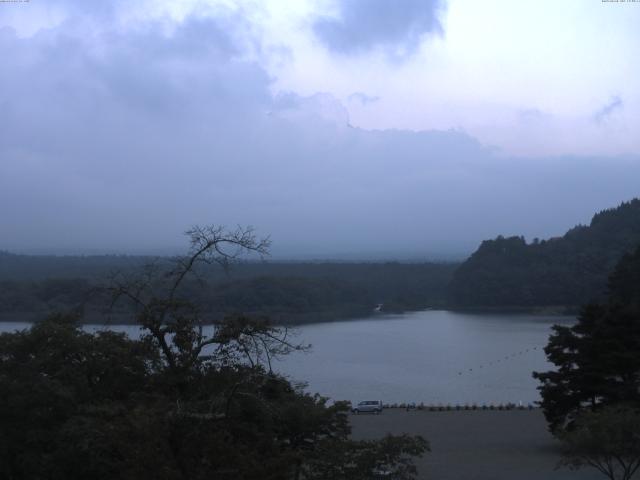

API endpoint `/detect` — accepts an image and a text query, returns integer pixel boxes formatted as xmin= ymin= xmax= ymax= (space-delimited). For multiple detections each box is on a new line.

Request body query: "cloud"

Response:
xmin=594 ymin=95 xmax=623 ymax=123
xmin=348 ymin=92 xmax=380 ymax=105
xmin=517 ymin=108 xmax=549 ymax=124
xmin=1 ymin=5 xmax=639 ymax=258
xmin=312 ymin=0 xmax=444 ymax=57
xmin=272 ymin=92 xmax=351 ymax=126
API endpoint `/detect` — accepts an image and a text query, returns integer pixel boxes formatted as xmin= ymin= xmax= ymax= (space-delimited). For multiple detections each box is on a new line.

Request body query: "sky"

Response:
xmin=0 ymin=0 xmax=639 ymax=258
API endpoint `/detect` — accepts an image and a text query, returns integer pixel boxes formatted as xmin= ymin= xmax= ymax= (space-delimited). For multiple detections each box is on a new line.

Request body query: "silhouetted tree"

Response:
xmin=0 ymin=225 xmax=429 ymax=479
xmin=534 ymin=244 xmax=640 ymax=432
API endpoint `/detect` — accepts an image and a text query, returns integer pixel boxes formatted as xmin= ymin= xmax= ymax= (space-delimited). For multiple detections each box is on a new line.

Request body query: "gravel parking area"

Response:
xmin=350 ymin=409 xmax=604 ymax=480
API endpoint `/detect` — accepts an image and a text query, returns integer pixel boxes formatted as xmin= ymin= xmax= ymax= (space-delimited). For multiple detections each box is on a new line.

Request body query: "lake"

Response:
xmin=0 ymin=310 xmax=571 ymax=405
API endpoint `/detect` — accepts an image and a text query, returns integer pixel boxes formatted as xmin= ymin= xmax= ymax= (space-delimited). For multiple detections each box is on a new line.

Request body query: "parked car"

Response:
xmin=352 ymin=400 xmax=383 ymax=414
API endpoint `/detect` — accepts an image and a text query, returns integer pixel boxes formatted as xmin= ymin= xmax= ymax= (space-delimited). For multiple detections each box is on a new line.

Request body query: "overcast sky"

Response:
xmin=1 ymin=0 xmax=639 ymax=258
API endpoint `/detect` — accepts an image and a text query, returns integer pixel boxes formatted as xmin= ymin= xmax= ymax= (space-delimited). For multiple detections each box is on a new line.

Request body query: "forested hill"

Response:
xmin=448 ymin=199 xmax=640 ymax=308
xmin=0 ymin=254 xmax=456 ymax=324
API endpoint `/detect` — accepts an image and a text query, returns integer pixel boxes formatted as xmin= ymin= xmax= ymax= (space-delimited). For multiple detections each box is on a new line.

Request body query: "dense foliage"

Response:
xmin=0 ymin=255 xmax=456 ymax=324
xmin=449 ymin=199 xmax=640 ymax=307
xmin=0 ymin=315 xmax=428 ymax=479
xmin=0 ymin=226 xmax=429 ymax=479
xmin=533 ymin=244 xmax=640 ymax=432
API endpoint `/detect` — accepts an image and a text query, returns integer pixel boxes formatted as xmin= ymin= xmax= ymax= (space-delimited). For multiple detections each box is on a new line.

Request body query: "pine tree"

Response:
xmin=533 ymin=245 xmax=640 ymax=432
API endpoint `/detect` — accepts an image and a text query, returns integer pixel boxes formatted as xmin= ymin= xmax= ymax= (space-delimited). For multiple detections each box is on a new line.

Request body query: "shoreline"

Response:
xmin=447 ymin=305 xmax=578 ymax=316
xmin=0 ymin=305 xmax=576 ymax=327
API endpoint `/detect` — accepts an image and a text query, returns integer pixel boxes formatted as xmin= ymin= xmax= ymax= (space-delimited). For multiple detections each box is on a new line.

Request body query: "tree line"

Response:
xmin=0 ymin=254 xmax=456 ymax=324
xmin=2 ymin=198 xmax=640 ymax=322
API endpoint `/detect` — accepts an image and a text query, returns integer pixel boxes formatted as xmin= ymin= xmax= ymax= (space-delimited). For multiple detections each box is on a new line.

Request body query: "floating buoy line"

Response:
xmin=456 ymin=346 xmax=540 ymax=376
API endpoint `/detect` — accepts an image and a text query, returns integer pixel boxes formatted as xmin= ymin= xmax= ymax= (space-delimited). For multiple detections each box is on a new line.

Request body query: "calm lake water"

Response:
xmin=0 ymin=310 xmax=571 ymax=405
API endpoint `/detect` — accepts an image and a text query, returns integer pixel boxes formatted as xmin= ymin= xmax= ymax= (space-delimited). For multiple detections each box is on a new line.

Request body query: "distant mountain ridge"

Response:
xmin=448 ymin=199 xmax=640 ymax=308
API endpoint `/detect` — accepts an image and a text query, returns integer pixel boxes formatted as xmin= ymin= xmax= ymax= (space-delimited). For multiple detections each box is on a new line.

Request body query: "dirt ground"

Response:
xmin=350 ymin=409 xmax=605 ymax=480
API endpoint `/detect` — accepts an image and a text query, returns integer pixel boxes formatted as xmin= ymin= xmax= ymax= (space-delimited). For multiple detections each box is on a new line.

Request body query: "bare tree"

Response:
xmin=107 ymin=225 xmax=305 ymax=375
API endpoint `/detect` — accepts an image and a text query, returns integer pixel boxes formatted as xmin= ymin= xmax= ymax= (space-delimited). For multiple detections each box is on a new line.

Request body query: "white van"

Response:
xmin=352 ymin=400 xmax=383 ymax=414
